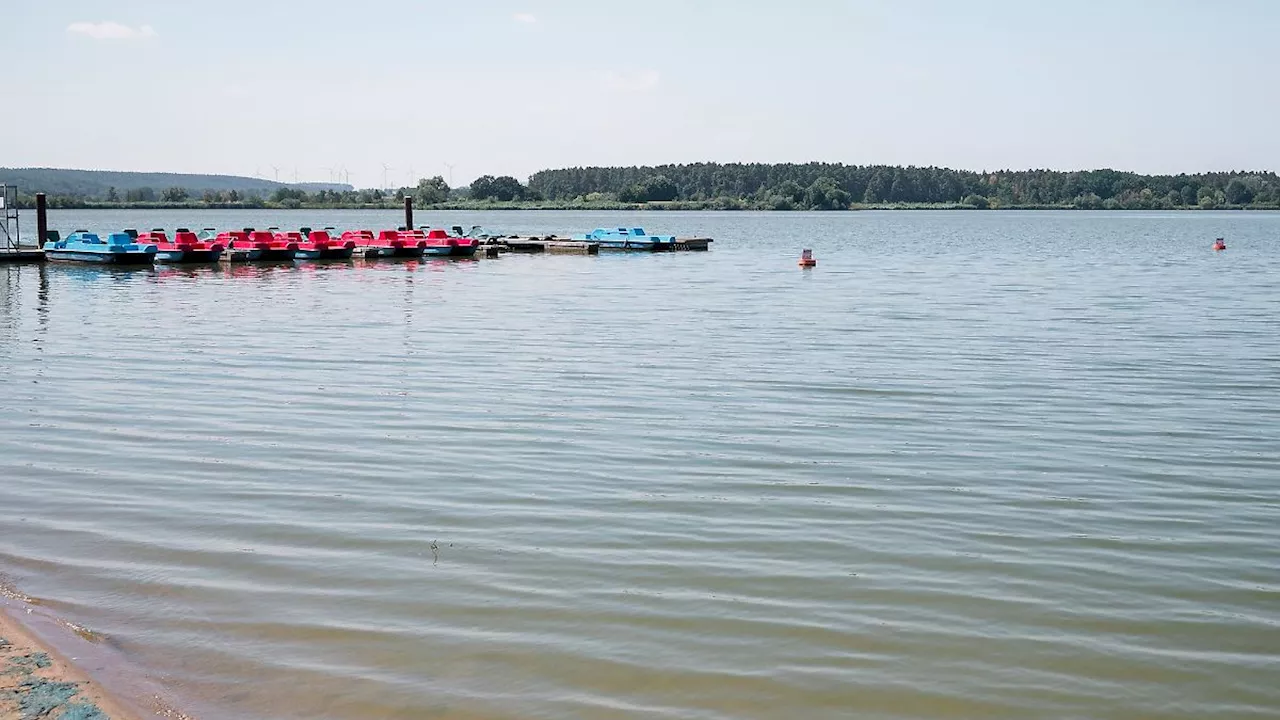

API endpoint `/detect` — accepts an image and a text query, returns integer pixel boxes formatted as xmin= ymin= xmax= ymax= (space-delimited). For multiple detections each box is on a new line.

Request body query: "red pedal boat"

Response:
xmin=239 ymin=229 xmax=298 ymax=261
xmin=347 ymin=230 xmax=428 ymax=258
xmin=298 ymin=230 xmax=356 ymax=260
xmin=135 ymin=228 xmax=225 ymax=263
xmin=422 ymin=229 xmax=479 ymax=257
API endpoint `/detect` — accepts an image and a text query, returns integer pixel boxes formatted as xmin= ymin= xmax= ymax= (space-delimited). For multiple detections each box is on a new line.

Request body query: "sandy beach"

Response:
xmin=0 ymin=607 xmax=145 ymax=720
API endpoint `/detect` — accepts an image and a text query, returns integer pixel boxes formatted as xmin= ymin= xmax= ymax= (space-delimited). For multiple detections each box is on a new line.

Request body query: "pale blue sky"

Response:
xmin=6 ymin=0 xmax=1278 ymax=187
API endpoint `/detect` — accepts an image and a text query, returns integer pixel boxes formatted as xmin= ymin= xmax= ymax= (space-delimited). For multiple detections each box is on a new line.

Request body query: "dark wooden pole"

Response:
xmin=35 ymin=193 xmax=47 ymax=248
xmin=404 ymin=196 xmax=413 ymax=231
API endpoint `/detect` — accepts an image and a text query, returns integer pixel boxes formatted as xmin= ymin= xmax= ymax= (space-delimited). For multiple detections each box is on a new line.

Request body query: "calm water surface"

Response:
xmin=1 ymin=210 xmax=1278 ymax=720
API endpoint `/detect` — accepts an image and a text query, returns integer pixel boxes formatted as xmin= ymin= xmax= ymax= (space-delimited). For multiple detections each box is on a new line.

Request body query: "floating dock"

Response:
xmin=1 ymin=184 xmax=42 ymax=263
xmin=12 ymin=194 xmax=714 ymax=268
xmin=670 ymin=237 xmax=714 ymax=251
xmin=499 ymin=239 xmax=600 ymax=255
xmin=483 ymin=236 xmax=712 ymax=255
xmin=0 ymin=249 xmax=45 ymax=264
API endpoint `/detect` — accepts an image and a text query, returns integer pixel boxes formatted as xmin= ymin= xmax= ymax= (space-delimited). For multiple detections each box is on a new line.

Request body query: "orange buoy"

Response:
xmin=798 ymin=248 xmax=817 ymax=268
xmin=1213 ymin=238 xmax=1226 ymax=251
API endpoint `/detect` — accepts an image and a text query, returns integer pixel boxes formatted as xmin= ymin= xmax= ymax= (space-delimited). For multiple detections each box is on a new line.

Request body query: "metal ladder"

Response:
xmin=0 ymin=185 xmax=19 ymax=251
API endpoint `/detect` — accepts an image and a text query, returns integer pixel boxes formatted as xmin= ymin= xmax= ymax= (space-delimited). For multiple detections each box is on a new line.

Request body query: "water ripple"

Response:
xmin=2 ymin=210 xmax=1279 ymax=719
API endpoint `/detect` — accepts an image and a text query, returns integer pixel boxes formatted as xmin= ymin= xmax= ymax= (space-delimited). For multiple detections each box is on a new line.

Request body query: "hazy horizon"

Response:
xmin=8 ymin=0 xmax=1279 ymax=187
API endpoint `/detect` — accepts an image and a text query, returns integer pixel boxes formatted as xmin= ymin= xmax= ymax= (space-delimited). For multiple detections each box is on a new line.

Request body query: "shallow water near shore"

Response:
xmin=1 ymin=209 xmax=1278 ymax=720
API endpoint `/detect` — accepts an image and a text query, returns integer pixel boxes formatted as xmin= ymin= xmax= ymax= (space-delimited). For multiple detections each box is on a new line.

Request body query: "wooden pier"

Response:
xmin=0 ymin=249 xmax=45 ymax=264
xmin=482 ymin=236 xmax=713 ymax=255
xmin=221 ymin=250 xmax=255 ymax=263
xmin=670 ymin=237 xmax=713 ymax=251
xmin=498 ymin=239 xmax=600 ymax=255
xmin=14 ymin=196 xmax=713 ymax=268
xmin=1 ymin=185 xmax=43 ymax=263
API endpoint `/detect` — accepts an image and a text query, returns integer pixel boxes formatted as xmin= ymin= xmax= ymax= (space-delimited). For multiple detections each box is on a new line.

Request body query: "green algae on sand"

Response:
xmin=2 ymin=648 xmax=111 ymax=720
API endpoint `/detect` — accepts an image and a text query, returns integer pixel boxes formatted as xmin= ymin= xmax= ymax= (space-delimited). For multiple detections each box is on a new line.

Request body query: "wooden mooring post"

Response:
xmin=36 ymin=193 xmax=47 ymax=248
xmin=403 ymin=196 xmax=413 ymax=232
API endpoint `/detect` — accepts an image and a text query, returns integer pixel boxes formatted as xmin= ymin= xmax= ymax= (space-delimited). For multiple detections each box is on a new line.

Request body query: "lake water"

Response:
xmin=1 ymin=210 xmax=1278 ymax=720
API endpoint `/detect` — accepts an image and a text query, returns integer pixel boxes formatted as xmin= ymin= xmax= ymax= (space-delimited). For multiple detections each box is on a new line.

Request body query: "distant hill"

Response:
xmin=0 ymin=167 xmax=352 ymax=198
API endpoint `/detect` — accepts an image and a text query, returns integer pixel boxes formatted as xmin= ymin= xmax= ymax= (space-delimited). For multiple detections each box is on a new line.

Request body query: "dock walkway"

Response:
xmin=0 ymin=249 xmax=44 ymax=265
xmin=483 ymin=236 xmax=713 ymax=255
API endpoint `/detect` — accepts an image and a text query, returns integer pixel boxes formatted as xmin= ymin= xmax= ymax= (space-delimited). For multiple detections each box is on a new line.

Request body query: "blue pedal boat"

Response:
xmin=42 ymin=231 xmax=158 ymax=264
xmin=572 ymin=227 xmax=676 ymax=251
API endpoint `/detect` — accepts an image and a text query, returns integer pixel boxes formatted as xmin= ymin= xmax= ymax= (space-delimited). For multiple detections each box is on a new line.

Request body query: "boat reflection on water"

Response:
xmin=219 ymin=263 xmax=298 ymax=281
xmin=291 ymin=259 xmax=356 ymax=274
xmin=48 ymin=263 xmax=156 ymax=288
xmin=151 ymin=264 xmax=227 ymax=282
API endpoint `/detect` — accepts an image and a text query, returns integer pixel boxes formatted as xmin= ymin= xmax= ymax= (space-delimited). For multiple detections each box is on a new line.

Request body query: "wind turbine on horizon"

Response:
xmin=443 ymin=162 xmax=455 ymax=186
xmin=270 ymin=165 xmax=280 ymax=182
xmin=382 ymin=163 xmax=394 ymax=191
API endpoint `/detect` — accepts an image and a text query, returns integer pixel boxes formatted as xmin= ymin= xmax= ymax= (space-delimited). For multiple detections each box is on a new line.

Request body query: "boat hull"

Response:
xmin=449 ymin=244 xmax=479 ymax=258
xmin=594 ymin=240 xmax=670 ymax=252
xmin=45 ymin=250 xmax=155 ymax=265
xmin=258 ymin=249 xmax=297 ymax=261
xmin=316 ymin=248 xmax=354 ymax=260
xmin=422 ymin=246 xmax=453 ymax=257
xmin=156 ymin=249 xmax=223 ymax=263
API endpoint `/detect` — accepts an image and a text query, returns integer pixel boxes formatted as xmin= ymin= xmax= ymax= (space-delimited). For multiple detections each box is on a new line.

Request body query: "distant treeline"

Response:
xmin=528 ymin=164 xmax=1280 ymax=210
xmin=9 ymin=164 xmax=1280 ymax=211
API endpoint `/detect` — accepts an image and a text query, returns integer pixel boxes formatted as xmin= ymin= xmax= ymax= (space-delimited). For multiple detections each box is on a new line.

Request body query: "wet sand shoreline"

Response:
xmin=1 ymin=606 xmax=139 ymax=719
xmin=0 ymin=599 xmax=179 ymax=720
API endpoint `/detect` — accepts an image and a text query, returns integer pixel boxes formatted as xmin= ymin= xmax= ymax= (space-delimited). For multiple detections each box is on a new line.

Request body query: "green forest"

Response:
xmin=527 ymin=164 xmax=1280 ymax=210
xmin=4 ymin=165 xmax=1279 ymax=211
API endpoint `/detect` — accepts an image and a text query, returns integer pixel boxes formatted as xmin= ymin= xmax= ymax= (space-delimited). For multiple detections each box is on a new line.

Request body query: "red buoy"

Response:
xmin=798 ymin=248 xmax=816 ymax=268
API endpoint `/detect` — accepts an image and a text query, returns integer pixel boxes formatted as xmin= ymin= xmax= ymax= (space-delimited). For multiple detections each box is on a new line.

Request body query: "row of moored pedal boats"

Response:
xmin=42 ymin=227 xmax=482 ymax=264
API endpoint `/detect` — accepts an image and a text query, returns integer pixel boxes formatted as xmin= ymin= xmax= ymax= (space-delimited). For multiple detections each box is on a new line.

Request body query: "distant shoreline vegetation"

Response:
xmin=5 ymin=164 xmax=1279 ymax=211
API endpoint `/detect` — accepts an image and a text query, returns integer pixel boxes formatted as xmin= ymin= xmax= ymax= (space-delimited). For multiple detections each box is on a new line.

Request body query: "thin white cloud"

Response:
xmin=513 ymin=13 xmax=537 ymax=24
xmin=66 ymin=21 xmax=157 ymax=40
xmin=601 ymin=69 xmax=661 ymax=92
